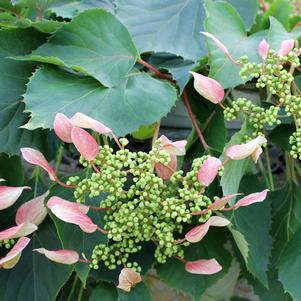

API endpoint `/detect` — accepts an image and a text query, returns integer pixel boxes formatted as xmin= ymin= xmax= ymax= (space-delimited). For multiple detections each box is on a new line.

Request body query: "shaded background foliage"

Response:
xmin=0 ymin=0 xmax=300 ymax=300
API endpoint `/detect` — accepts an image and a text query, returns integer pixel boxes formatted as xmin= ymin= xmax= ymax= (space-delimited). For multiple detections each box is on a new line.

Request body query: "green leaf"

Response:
xmin=149 ymin=53 xmax=196 ymax=92
xmin=156 ymin=229 xmax=232 ymax=301
xmin=295 ymin=75 xmax=301 ymax=91
xmin=200 ymin=259 xmax=240 ymax=301
xmin=0 ymin=220 xmax=72 ymax=301
xmin=220 ymin=122 xmax=254 ymax=200
xmin=261 ymin=0 xmax=293 ymax=31
xmin=228 ymin=227 xmax=249 ymax=265
xmin=204 ymin=0 xmax=266 ymax=88
xmin=49 ymin=179 xmax=107 ymax=285
xmin=278 ymin=228 xmax=301 ymax=301
xmin=90 ymin=282 xmax=118 ymax=301
xmin=269 ymin=124 xmax=295 ymax=151
xmin=18 ymin=9 xmax=138 ymax=87
xmin=48 ymin=0 xmax=114 ymax=18
xmin=223 ymin=0 xmax=258 ymax=31
xmin=23 ymin=67 xmax=177 ymax=137
xmin=117 ymin=282 xmax=152 ymax=301
xmin=0 ymin=153 xmax=24 ymax=185
xmin=270 ymin=184 xmax=301 ymax=264
xmin=0 ymin=14 xmax=63 ymax=33
xmin=116 ymin=0 xmax=206 ymax=61
xmin=251 ymin=271 xmax=292 ymax=301
xmin=267 ymin=17 xmax=301 ymax=51
xmin=226 ymin=176 xmax=272 ymax=287
xmin=132 ymin=124 xmax=156 ymax=140
xmin=0 ymin=28 xmax=50 ymax=155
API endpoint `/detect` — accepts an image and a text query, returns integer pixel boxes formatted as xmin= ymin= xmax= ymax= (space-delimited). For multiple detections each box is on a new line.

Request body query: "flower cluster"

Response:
xmin=193 ymin=32 xmax=301 ymax=158
xmin=0 ymin=112 xmax=269 ymax=292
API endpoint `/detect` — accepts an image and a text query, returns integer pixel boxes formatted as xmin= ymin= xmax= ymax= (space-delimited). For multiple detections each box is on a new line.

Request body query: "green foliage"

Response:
xmin=0 ymin=28 xmax=49 ymax=155
xmin=23 ymin=67 xmax=177 ymax=136
xmin=90 ymin=282 xmax=118 ymax=301
xmin=0 ymin=182 xmax=72 ymax=301
xmin=220 ymin=122 xmax=254 ymax=199
xmin=49 ymin=179 xmax=107 ymax=285
xmin=278 ymin=228 xmax=301 ymax=301
xmin=18 ymin=9 xmax=138 ymax=87
xmin=0 ymin=154 xmax=23 ymax=185
xmin=157 ymin=229 xmax=232 ymax=301
xmin=204 ymin=0 xmax=266 ymax=88
xmin=227 ymin=176 xmax=272 ymax=287
xmin=116 ymin=0 xmax=206 ymax=62
xmin=0 ymin=0 xmax=301 ymax=300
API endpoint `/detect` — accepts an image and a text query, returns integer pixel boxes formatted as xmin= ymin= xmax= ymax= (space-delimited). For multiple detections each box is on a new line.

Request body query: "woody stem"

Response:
xmin=182 ymin=89 xmax=209 ymax=150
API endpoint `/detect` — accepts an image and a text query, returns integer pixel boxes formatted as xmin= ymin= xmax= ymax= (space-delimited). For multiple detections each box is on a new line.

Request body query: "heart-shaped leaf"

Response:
xmin=16 ymin=9 xmax=138 ymax=87
xmin=23 ymin=67 xmax=177 ymax=137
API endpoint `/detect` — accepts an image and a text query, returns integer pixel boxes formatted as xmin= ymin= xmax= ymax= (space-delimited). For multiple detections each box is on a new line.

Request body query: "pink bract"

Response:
xmin=34 ymin=248 xmax=79 ymax=265
xmin=225 ymin=136 xmax=267 ymax=162
xmin=185 ymin=258 xmax=222 ymax=275
xmin=278 ymin=39 xmax=295 ymax=56
xmin=190 ymin=72 xmax=224 ymax=104
xmin=0 ymin=185 xmax=31 ymax=210
xmin=198 ymin=156 xmax=222 ymax=186
xmin=185 ymin=216 xmax=230 ymax=243
xmin=0 ymin=222 xmax=37 ymax=240
xmin=71 ymin=112 xmax=112 ymax=135
xmin=54 ymin=113 xmax=73 ymax=143
xmin=71 ymin=127 xmax=99 ymax=161
xmin=16 ymin=191 xmax=49 ymax=226
xmin=258 ymin=39 xmax=270 ymax=61
xmin=0 ymin=237 xmax=30 ymax=269
xmin=21 ymin=148 xmax=56 ymax=181
xmin=47 ymin=196 xmax=97 ymax=233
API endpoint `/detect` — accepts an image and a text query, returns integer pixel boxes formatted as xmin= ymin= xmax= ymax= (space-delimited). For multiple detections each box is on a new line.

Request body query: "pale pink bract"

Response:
xmin=47 ymin=196 xmax=97 ymax=233
xmin=198 ymin=156 xmax=222 ymax=186
xmin=278 ymin=39 xmax=295 ymax=56
xmin=0 ymin=185 xmax=31 ymax=210
xmin=16 ymin=191 xmax=49 ymax=226
xmin=0 ymin=237 xmax=30 ymax=269
xmin=21 ymin=148 xmax=56 ymax=181
xmin=185 ymin=258 xmax=222 ymax=275
xmin=258 ymin=39 xmax=270 ymax=61
xmin=54 ymin=113 xmax=73 ymax=143
xmin=185 ymin=216 xmax=230 ymax=243
xmin=34 ymin=248 xmax=79 ymax=265
xmin=225 ymin=136 xmax=267 ymax=163
xmin=71 ymin=127 xmax=99 ymax=161
xmin=190 ymin=72 xmax=224 ymax=104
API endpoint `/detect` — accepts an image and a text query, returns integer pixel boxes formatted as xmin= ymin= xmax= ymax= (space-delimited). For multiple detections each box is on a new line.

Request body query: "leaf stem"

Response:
xmin=137 ymin=59 xmax=174 ymax=82
xmin=182 ymin=89 xmax=209 ymax=150
xmin=152 ymin=122 xmax=160 ymax=147
xmin=258 ymin=157 xmax=270 ymax=189
xmin=264 ymin=147 xmax=274 ymax=191
xmin=67 ymin=275 xmax=78 ymax=301
xmin=55 ymin=144 xmax=64 ymax=177
xmin=77 ymin=283 xmax=84 ymax=301
xmin=137 ymin=59 xmax=209 ymax=150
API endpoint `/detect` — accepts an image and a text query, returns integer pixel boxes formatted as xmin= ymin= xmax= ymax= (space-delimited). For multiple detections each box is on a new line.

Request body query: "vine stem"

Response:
xmin=55 ymin=144 xmax=64 ymax=176
xmin=182 ymin=89 xmax=209 ymax=150
xmin=264 ymin=146 xmax=274 ymax=191
xmin=152 ymin=122 xmax=161 ymax=147
xmin=137 ymin=58 xmax=209 ymax=151
xmin=66 ymin=275 xmax=78 ymax=301
xmin=258 ymin=157 xmax=270 ymax=189
xmin=77 ymin=284 xmax=84 ymax=301
xmin=137 ymin=59 xmax=174 ymax=82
